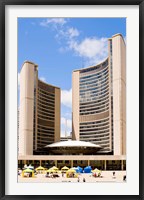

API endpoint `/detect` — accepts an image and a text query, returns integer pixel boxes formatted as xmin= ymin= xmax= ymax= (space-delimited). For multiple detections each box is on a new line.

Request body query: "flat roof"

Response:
xmin=20 ymin=60 xmax=38 ymax=72
xmin=108 ymin=33 xmax=126 ymax=45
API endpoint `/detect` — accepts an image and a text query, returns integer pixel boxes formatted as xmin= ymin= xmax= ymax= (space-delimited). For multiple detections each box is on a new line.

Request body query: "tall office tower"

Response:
xmin=72 ymin=34 xmax=126 ymax=155
xmin=19 ymin=61 xmax=60 ymax=156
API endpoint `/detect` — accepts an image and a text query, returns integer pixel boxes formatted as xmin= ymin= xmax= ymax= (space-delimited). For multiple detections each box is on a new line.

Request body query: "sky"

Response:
xmin=18 ymin=17 xmax=126 ymax=137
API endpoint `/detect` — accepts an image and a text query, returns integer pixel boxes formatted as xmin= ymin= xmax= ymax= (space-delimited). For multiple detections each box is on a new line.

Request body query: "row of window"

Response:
xmin=80 ymin=103 xmax=109 ymax=112
xmin=37 ymin=104 xmax=54 ymax=113
xmin=80 ymin=75 xmax=109 ymax=89
xmin=80 ymin=127 xmax=109 ymax=134
xmin=37 ymin=117 xmax=55 ymax=127
xmin=80 ymin=85 xmax=109 ymax=97
xmin=80 ymin=67 xmax=108 ymax=82
xmin=80 ymin=101 xmax=109 ymax=111
xmin=80 ymin=107 xmax=109 ymax=116
xmin=38 ymin=96 xmax=55 ymax=105
xmin=80 ymin=122 xmax=109 ymax=129
xmin=80 ymin=117 xmax=109 ymax=125
xmin=38 ymin=108 xmax=54 ymax=115
xmin=80 ymin=87 xmax=109 ymax=100
xmin=84 ymin=139 xmax=110 ymax=146
xmin=38 ymin=114 xmax=54 ymax=121
xmin=80 ymin=133 xmax=109 ymax=139
xmin=38 ymin=102 xmax=54 ymax=111
xmin=80 ymin=81 xmax=109 ymax=94
xmin=38 ymin=103 xmax=55 ymax=112
xmin=38 ymin=89 xmax=55 ymax=99
xmin=37 ymin=123 xmax=54 ymax=129
xmin=80 ymin=91 xmax=109 ymax=103
xmin=38 ymin=112 xmax=54 ymax=119
xmin=80 ymin=96 xmax=109 ymax=107
xmin=80 ymin=73 xmax=109 ymax=86
xmin=38 ymin=87 xmax=55 ymax=97
xmin=80 ymin=59 xmax=108 ymax=74
xmin=37 ymin=134 xmax=54 ymax=139
xmin=37 ymin=128 xmax=54 ymax=134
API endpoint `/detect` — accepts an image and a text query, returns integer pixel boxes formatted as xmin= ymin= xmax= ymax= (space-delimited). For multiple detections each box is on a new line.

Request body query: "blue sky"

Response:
xmin=18 ymin=17 xmax=126 ymax=137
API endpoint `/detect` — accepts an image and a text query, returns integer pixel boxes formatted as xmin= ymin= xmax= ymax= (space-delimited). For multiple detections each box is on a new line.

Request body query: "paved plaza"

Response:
xmin=18 ymin=170 xmax=126 ymax=183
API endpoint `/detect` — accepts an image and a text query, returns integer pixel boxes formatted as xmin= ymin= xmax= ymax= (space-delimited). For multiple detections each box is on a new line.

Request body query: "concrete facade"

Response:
xmin=19 ymin=61 xmax=60 ymax=156
xmin=72 ymin=70 xmax=80 ymax=140
xmin=112 ymin=34 xmax=126 ymax=155
xmin=19 ymin=62 xmax=36 ymax=155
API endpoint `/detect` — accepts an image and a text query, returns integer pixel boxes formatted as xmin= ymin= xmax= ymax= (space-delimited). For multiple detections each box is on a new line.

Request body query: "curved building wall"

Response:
xmin=36 ymin=80 xmax=60 ymax=150
xmin=79 ymin=58 xmax=112 ymax=153
xmin=36 ymin=81 xmax=55 ymax=149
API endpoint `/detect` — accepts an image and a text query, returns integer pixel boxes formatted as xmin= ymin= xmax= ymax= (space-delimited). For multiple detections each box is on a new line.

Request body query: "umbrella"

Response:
xmin=84 ymin=166 xmax=92 ymax=173
xmin=76 ymin=166 xmax=83 ymax=173
xmin=35 ymin=166 xmax=45 ymax=171
xmin=92 ymin=168 xmax=101 ymax=177
xmin=51 ymin=166 xmax=58 ymax=170
xmin=66 ymin=168 xmax=77 ymax=178
xmin=71 ymin=167 xmax=79 ymax=173
xmin=61 ymin=166 xmax=69 ymax=170
xmin=23 ymin=168 xmax=33 ymax=173
xmin=92 ymin=168 xmax=101 ymax=172
xmin=67 ymin=169 xmax=76 ymax=173
xmin=49 ymin=166 xmax=59 ymax=171
xmin=22 ymin=168 xmax=35 ymax=177
xmin=47 ymin=169 xmax=56 ymax=173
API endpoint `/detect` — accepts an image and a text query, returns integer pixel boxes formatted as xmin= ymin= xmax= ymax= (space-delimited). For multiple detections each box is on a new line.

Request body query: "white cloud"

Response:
xmin=40 ymin=17 xmax=108 ymax=66
xmin=69 ymin=37 xmax=108 ymax=58
xmin=55 ymin=27 xmax=79 ymax=44
xmin=61 ymin=88 xmax=72 ymax=108
xmin=40 ymin=18 xmax=67 ymax=27
xmin=39 ymin=77 xmax=46 ymax=82
xmin=68 ymin=37 xmax=108 ymax=66
xmin=66 ymin=27 xmax=80 ymax=38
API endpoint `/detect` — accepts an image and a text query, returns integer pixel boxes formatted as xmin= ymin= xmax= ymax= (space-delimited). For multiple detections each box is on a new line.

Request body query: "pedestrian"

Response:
xmin=77 ymin=177 xmax=80 ymax=182
xmin=112 ymin=171 xmax=116 ymax=178
xmin=83 ymin=178 xmax=86 ymax=182
xmin=123 ymin=175 xmax=126 ymax=181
